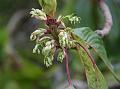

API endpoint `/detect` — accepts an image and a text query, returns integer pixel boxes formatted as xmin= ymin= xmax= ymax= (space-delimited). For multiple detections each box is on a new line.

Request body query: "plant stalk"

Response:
xmin=77 ymin=43 xmax=96 ymax=67
xmin=63 ymin=48 xmax=72 ymax=87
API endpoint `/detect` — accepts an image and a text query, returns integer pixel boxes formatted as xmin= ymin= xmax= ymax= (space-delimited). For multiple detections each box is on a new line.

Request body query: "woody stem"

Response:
xmin=96 ymin=0 xmax=113 ymax=37
xmin=63 ymin=48 xmax=72 ymax=86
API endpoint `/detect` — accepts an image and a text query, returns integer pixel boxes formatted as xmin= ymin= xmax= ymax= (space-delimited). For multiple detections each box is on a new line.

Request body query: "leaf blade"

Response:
xmin=73 ymin=27 xmax=120 ymax=82
xmin=78 ymin=47 xmax=108 ymax=89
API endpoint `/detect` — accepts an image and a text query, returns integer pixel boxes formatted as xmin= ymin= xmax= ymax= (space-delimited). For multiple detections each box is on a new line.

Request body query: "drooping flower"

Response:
xmin=30 ymin=8 xmax=80 ymax=67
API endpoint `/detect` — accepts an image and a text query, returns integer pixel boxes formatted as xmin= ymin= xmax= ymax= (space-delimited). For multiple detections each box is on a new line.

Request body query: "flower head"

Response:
xmin=30 ymin=8 xmax=80 ymax=67
xmin=30 ymin=8 xmax=47 ymax=20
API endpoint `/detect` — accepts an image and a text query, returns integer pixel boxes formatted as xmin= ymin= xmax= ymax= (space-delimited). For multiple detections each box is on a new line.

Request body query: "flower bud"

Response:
xmin=30 ymin=34 xmax=37 ymax=41
xmin=44 ymin=56 xmax=53 ymax=67
xmin=62 ymin=14 xmax=80 ymax=24
xmin=58 ymin=31 xmax=69 ymax=48
xmin=30 ymin=8 xmax=47 ymax=20
xmin=36 ymin=36 xmax=52 ymax=44
xmin=57 ymin=49 xmax=64 ymax=63
xmin=32 ymin=28 xmax=46 ymax=34
xmin=42 ymin=40 xmax=55 ymax=67
xmin=68 ymin=41 xmax=76 ymax=48
xmin=33 ymin=44 xmax=40 ymax=54
xmin=42 ymin=40 xmax=55 ymax=56
xmin=58 ymin=31 xmax=76 ymax=48
xmin=30 ymin=28 xmax=46 ymax=41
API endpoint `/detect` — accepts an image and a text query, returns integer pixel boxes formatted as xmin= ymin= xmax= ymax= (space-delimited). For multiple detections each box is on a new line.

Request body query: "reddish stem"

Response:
xmin=77 ymin=43 xmax=96 ymax=67
xmin=44 ymin=29 xmax=51 ymax=34
xmin=63 ymin=48 xmax=72 ymax=87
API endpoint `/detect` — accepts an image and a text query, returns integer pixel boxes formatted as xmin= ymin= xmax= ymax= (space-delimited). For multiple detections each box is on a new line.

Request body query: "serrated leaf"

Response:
xmin=73 ymin=27 xmax=120 ymax=82
xmin=78 ymin=47 xmax=108 ymax=89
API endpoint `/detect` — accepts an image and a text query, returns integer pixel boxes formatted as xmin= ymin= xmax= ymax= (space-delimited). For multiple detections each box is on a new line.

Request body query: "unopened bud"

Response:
xmin=57 ymin=49 xmax=64 ymax=63
xmin=33 ymin=44 xmax=40 ymax=54
xmin=30 ymin=8 xmax=47 ymax=20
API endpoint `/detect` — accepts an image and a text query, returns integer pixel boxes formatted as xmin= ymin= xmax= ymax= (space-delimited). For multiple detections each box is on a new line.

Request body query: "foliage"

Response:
xmin=38 ymin=0 xmax=57 ymax=17
xmin=29 ymin=0 xmax=120 ymax=89
xmin=0 ymin=0 xmax=120 ymax=89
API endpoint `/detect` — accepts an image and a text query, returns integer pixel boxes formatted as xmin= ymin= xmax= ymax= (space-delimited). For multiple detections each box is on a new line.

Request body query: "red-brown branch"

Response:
xmin=96 ymin=0 xmax=113 ymax=37
xmin=63 ymin=48 xmax=72 ymax=87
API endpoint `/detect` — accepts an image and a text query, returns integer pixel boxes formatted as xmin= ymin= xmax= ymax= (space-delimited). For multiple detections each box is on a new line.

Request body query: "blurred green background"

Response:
xmin=0 ymin=0 xmax=120 ymax=89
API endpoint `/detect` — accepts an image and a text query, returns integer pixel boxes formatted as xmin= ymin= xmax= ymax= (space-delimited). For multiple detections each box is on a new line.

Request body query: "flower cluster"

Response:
xmin=30 ymin=8 xmax=80 ymax=67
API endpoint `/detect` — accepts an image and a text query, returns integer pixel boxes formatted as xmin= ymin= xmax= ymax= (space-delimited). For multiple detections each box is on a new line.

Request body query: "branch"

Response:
xmin=63 ymin=48 xmax=72 ymax=87
xmin=96 ymin=0 xmax=113 ymax=37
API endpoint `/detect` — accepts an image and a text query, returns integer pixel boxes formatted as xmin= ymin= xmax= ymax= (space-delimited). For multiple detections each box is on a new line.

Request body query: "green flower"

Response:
xmin=30 ymin=8 xmax=47 ymax=20
xmin=58 ymin=31 xmax=76 ymax=48
xmin=58 ymin=31 xmax=69 ymax=48
xmin=33 ymin=44 xmax=40 ymax=54
xmin=30 ymin=28 xmax=46 ymax=41
xmin=42 ymin=40 xmax=56 ymax=67
xmin=57 ymin=49 xmax=65 ymax=63
xmin=30 ymin=7 xmax=80 ymax=67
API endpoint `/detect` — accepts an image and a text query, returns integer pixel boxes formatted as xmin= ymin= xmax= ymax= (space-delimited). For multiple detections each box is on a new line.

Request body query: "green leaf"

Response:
xmin=73 ymin=27 xmax=120 ymax=82
xmin=38 ymin=0 xmax=57 ymax=17
xmin=78 ymin=48 xmax=108 ymax=89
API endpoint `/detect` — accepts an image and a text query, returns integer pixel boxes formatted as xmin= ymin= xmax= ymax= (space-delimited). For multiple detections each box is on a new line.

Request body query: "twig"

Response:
xmin=96 ymin=0 xmax=113 ymax=37
xmin=63 ymin=48 xmax=72 ymax=87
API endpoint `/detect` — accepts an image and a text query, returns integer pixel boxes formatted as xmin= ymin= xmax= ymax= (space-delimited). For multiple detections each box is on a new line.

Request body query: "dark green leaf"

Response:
xmin=78 ymin=47 xmax=108 ymax=89
xmin=73 ymin=27 xmax=120 ymax=82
